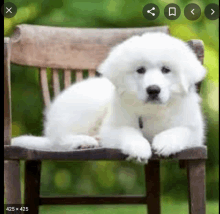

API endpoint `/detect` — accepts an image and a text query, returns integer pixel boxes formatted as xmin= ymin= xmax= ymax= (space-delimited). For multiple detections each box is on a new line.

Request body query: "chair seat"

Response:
xmin=4 ymin=145 xmax=207 ymax=161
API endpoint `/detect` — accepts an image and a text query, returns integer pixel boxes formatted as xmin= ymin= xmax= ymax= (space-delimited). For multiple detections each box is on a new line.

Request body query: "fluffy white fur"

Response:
xmin=12 ymin=32 xmax=206 ymax=163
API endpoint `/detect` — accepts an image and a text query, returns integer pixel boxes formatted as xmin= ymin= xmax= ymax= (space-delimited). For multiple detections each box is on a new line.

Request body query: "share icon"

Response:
xmin=143 ymin=3 xmax=160 ymax=20
xmin=147 ymin=7 xmax=155 ymax=16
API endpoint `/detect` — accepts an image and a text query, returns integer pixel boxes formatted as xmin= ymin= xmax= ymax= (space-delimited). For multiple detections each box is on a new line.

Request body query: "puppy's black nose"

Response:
xmin=146 ymin=85 xmax=161 ymax=95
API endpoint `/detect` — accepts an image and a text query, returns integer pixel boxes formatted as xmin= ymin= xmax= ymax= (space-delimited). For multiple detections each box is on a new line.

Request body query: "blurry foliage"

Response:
xmin=4 ymin=0 xmax=219 ymax=200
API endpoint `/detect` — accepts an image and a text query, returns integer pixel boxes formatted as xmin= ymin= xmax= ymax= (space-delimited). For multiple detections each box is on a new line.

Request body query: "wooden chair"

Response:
xmin=4 ymin=25 xmax=207 ymax=214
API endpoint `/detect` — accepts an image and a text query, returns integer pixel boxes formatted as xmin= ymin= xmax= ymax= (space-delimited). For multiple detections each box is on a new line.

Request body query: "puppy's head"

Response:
xmin=98 ymin=33 xmax=206 ymax=105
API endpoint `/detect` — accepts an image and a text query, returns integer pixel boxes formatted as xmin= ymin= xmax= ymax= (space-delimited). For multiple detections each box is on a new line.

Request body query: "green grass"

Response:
xmin=39 ymin=200 xmax=218 ymax=214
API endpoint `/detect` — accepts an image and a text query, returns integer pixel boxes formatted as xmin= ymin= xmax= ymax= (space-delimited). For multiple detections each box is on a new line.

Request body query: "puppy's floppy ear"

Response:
xmin=97 ymin=35 xmax=141 ymax=78
xmin=180 ymin=60 xmax=206 ymax=93
xmin=97 ymin=57 xmax=125 ymax=93
xmin=97 ymin=56 xmax=115 ymax=81
xmin=193 ymin=64 xmax=206 ymax=83
xmin=189 ymin=60 xmax=206 ymax=85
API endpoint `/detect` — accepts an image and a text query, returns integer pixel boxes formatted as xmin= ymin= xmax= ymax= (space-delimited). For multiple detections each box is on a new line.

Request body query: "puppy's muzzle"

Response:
xmin=146 ymin=85 xmax=161 ymax=100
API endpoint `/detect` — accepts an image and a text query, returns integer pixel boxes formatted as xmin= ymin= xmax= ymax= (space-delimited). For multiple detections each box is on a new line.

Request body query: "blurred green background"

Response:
xmin=4 ymin=0 xmax=219 ymax=213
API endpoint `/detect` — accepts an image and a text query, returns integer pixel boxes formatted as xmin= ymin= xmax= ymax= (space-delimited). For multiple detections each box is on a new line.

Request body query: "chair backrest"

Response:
xmin=9 ymin=25 xmax=170 ymax=107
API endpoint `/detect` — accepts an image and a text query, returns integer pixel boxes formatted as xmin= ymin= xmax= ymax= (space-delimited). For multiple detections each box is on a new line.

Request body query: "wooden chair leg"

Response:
xmin=4 ymin=160 xmax=21 ymax=204
xmin=187 ymin=160 xmax=206 ymax=214
xmin=25 ymin=160 xmax=42 ymax=214
xmin=145 ymin=160 xmax=161 ymax=214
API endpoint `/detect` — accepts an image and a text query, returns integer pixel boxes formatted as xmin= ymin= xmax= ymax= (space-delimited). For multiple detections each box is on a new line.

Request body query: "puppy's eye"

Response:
xmin=161 ymin=66 xmax=171 ymax=74
xmin=136 ymin=66 xmax=146 ymax=74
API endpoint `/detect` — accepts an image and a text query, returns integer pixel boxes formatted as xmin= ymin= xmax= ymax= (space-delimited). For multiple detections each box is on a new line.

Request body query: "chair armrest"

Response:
xmin=4 ymin=37 xmax=12 ymax=145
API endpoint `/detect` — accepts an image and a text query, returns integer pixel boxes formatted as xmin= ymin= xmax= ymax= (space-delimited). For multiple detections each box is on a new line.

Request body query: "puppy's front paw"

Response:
xmin=62 ymin=135 xmax=100 ymax=150
xmin=152 ymin=131 xmax=185 ymax=156
xmin=123 ymin=139 xmax=152 ymax=164
xmin=76 ymin=136 xmax=100 ymax=149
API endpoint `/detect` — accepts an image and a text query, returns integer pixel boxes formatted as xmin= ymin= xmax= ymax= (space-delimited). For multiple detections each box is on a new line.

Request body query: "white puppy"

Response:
xmin=12 ymin=33 xmax=206 ymax=163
